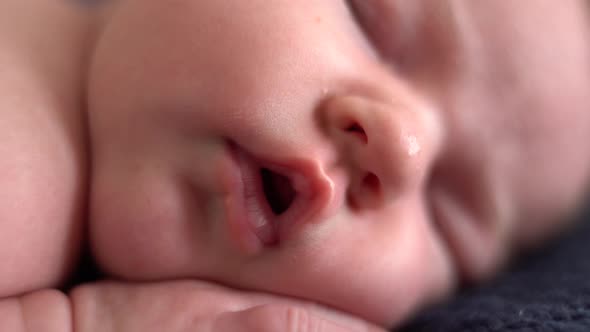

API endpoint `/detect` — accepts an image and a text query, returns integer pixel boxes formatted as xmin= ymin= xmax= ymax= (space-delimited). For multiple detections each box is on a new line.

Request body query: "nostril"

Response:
xmin=344 ymin=122 xmax=368 ymax=144
xmin=347 ymin=172 xmax=383 ymax=211
xmin=362 ymin=172 xmax=381 ymax=195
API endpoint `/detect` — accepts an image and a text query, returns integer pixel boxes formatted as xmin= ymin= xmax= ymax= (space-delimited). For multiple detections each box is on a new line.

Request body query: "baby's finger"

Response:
xmin=213 ymin=304 xmax=385 ymax=332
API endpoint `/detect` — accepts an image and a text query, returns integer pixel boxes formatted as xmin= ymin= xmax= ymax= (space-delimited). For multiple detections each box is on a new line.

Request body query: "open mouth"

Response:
xmin=260 ymin=168 xmax=296 ymax=215
xmin=225 ymin=141 xmax=337 ymax=250
xmin=227 ymin=143 xmax=301 ymax=246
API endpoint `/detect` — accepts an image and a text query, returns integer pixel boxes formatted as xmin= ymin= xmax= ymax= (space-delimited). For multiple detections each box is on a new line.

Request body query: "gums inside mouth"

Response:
xmin=260 ymin=168 xmax=296 ymax=215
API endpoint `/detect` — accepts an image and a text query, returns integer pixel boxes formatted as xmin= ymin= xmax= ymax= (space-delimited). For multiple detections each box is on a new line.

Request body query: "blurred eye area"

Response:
xmin=345 ymin=1 xmax=462 ymax=76
xmin=345 ymin=0 xmax=404 ymax=63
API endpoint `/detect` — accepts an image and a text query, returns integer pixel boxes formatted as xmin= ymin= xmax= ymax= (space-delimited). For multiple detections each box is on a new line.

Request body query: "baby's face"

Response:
xmin=88 ymin=0 xmax=590 ymax=326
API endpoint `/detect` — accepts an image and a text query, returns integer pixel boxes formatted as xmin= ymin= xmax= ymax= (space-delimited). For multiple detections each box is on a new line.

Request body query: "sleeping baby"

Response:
xmin=1 ymin=0 xmax=589 ymax=331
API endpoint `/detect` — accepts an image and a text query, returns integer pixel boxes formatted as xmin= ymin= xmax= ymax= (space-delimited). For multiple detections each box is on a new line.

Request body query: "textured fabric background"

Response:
xmin=400 ymin=203 xmax=590 ymax=332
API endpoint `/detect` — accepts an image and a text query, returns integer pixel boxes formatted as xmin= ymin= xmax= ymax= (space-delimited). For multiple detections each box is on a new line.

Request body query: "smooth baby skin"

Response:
xmin=88 ymin=0 xmax=590 ymax=328
xmin=0 ymin=0 xmax=85 ymax=330
xmin=0 ymin=0 xmax=89 ymax=298
xmin=0 ymin=1 xmax=384 ymax=331
xmin=70 ymin=280 xmax=384 ymax=332
xmin=1 ymin=0 xmax=589 ymax=331
xmin=1 ymin=279 xmax=384 ymax=332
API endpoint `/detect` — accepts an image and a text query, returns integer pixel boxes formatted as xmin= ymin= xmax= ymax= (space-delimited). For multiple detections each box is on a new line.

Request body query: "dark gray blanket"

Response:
xmin=400 ymin=204 xmax=590 ymax=332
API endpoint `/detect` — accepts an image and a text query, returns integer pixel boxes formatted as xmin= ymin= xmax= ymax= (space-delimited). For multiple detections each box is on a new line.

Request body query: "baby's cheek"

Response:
xmin=259 ymin=204 xmax=456 ymax=326
xmin=89 ymin=170 xmax=210 ymax=280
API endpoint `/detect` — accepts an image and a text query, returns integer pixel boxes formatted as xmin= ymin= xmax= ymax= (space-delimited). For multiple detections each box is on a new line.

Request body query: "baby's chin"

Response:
xmin=90 ymin=223 xmax=455 ymax=327
xmin=102 ymin=266 xmax=451 ymax=327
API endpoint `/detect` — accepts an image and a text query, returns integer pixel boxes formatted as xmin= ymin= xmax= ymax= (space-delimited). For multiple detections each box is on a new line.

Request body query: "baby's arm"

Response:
xmin=0 ymin=1 xmax=92 ymax=329
xmin=0 ymin=0 xmax=89 ymax=297
xmin=1 ymin=280 xmax=384 ymax=332
xmin=70 ymin=279 xmax=384 ymax=332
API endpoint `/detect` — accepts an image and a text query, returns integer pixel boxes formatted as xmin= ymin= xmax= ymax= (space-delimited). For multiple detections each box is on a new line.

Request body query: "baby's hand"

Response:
xmin=0 ymin=290 xmax=72 ymax=332
xmin=71 ymin=280 xmax=385 ymax=332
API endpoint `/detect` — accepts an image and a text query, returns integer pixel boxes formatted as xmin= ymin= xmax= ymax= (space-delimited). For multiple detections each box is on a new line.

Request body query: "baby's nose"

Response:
xmin=321 ymin=94 xmax=437 ymax=211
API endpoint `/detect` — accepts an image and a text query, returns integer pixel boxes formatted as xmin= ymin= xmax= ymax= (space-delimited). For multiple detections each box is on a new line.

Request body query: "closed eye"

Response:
xmin=345 ymin=0 xmax=371 ymax=40
xmin=343 ymin=0 xmax=404 ymax=65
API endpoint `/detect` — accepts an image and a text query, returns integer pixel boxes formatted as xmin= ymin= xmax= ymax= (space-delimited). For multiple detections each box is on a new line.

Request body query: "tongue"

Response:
xmin=261 ymin=168 xmax=296 ymax=215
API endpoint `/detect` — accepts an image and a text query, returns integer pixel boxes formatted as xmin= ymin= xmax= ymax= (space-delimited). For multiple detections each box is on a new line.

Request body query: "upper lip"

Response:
xmin=224 ymin=141 xmax=339 ymax=248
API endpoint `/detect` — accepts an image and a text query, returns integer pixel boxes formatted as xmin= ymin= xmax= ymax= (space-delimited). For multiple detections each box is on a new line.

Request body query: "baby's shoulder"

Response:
xmin=0 ymin=0 xmax=91 ymax=299
xmin=0 ymin=0 xmax=95 ymax=71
